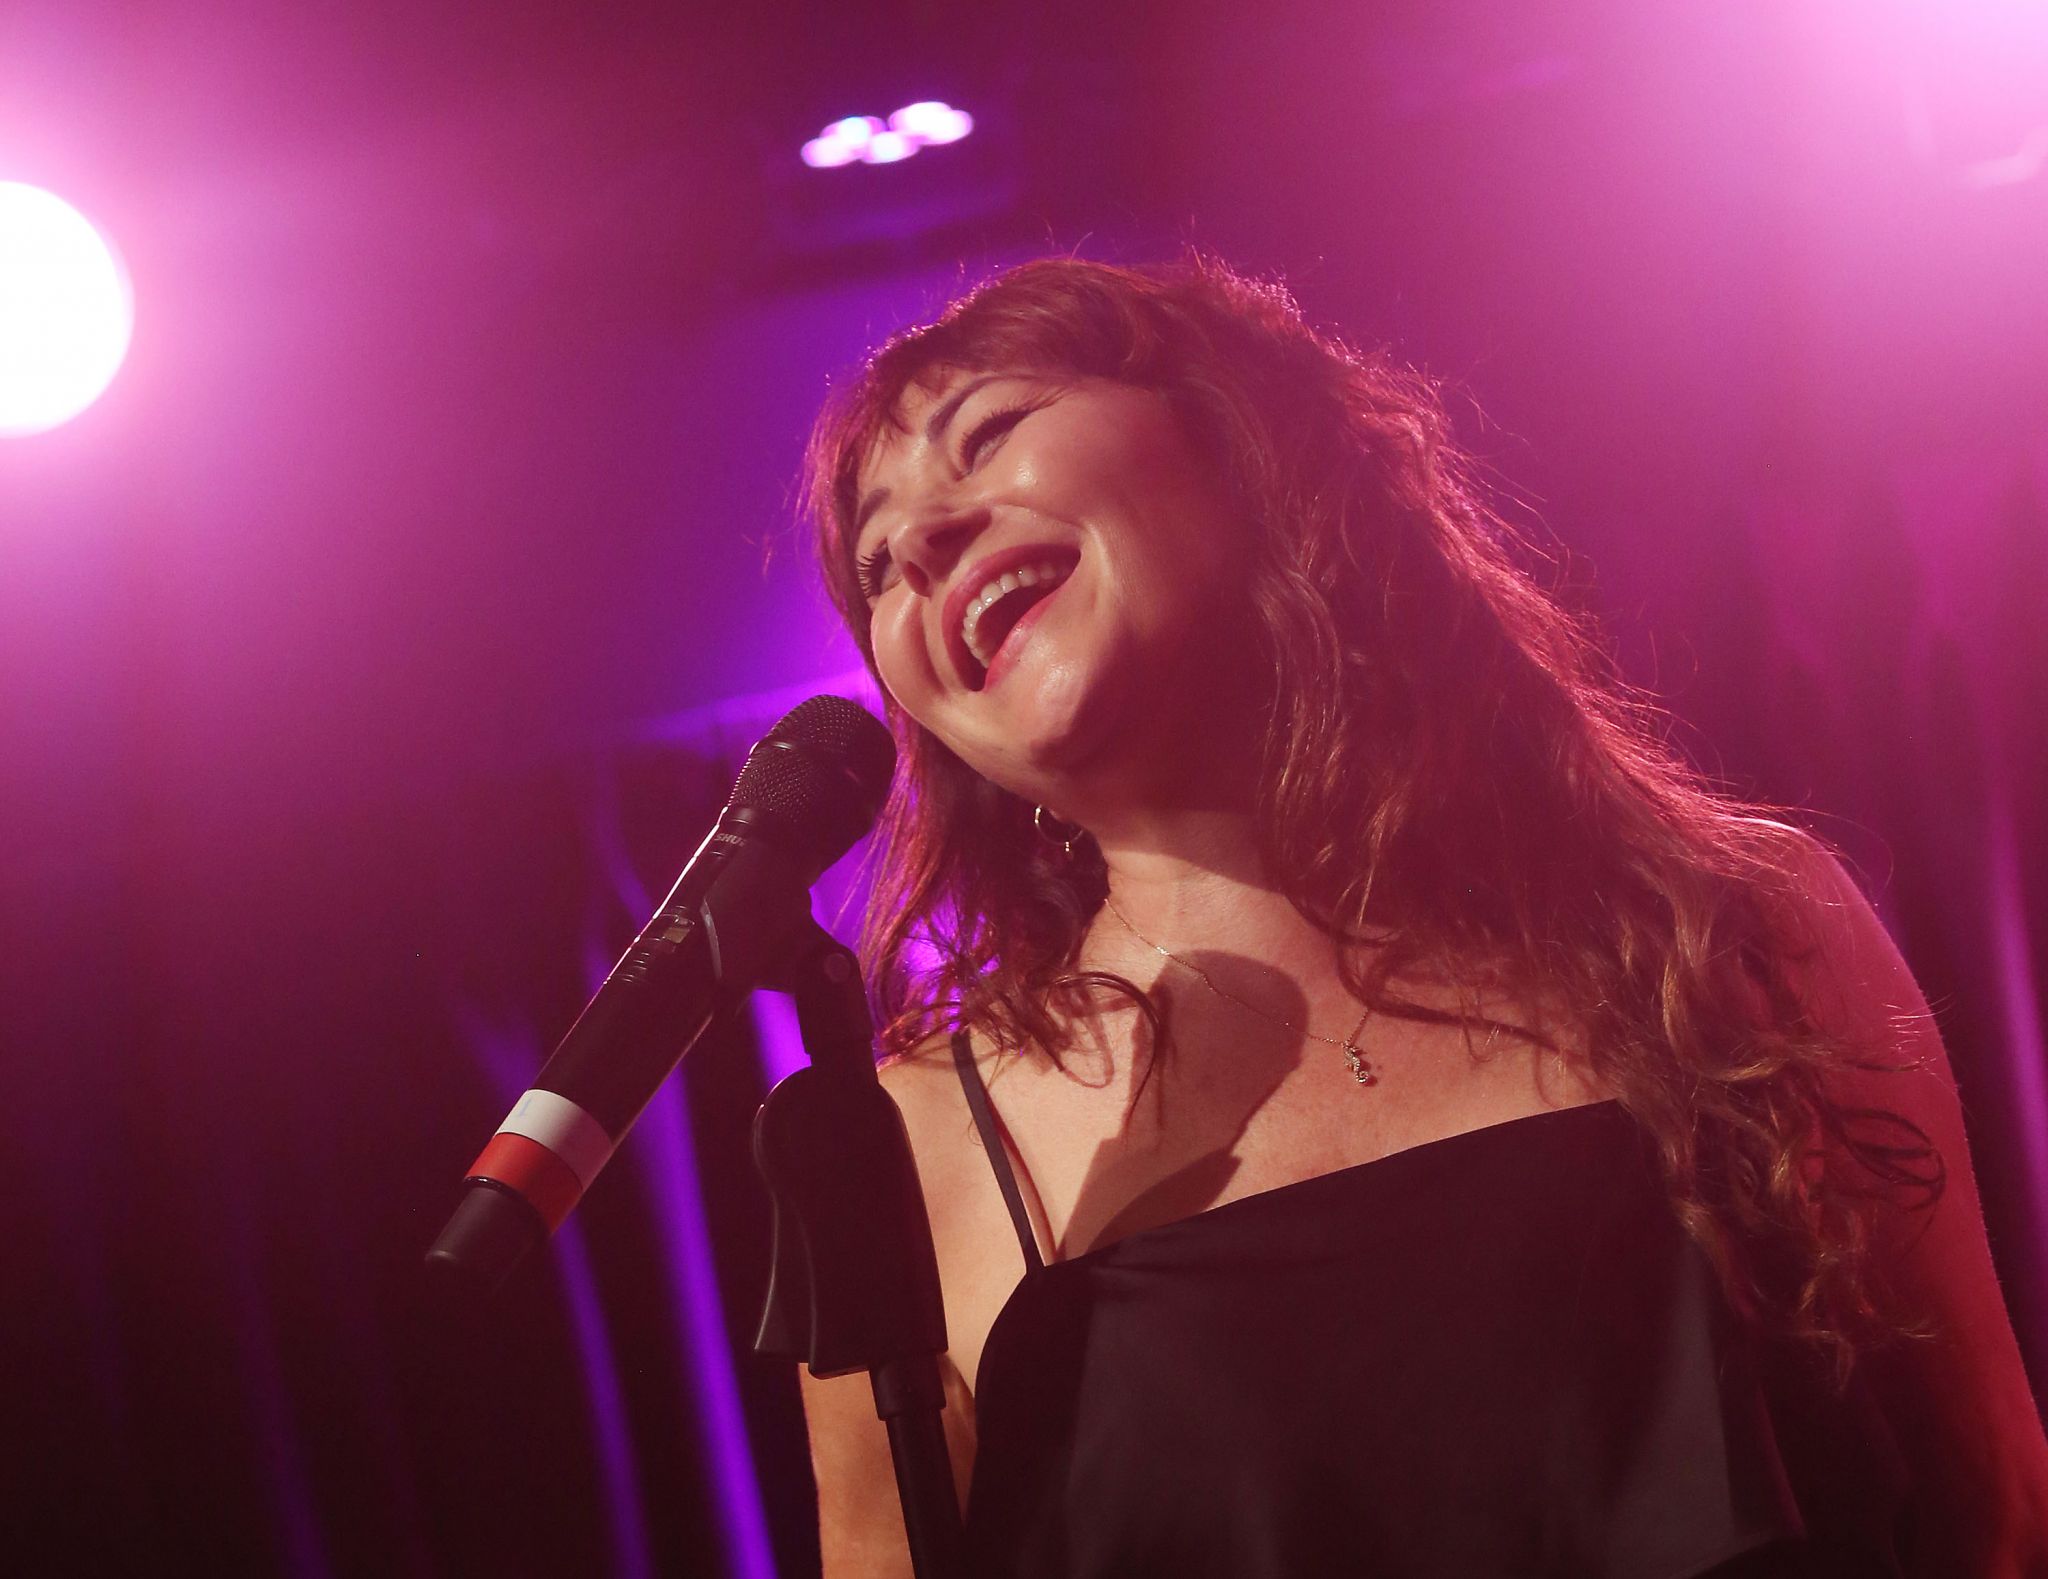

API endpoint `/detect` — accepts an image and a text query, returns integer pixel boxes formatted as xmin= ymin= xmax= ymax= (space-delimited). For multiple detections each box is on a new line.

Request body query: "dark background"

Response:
xmin=4 ymin=1 xmax=2045 ymax=1574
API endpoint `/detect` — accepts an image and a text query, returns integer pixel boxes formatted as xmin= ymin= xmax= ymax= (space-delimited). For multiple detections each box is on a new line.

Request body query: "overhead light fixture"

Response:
xmin=801 ymin=101 xmax=974 ymax=169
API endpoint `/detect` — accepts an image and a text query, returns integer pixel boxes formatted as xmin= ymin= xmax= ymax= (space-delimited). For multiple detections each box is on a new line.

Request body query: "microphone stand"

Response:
xmin=753 ymin=922 xmax=962 ymax=1579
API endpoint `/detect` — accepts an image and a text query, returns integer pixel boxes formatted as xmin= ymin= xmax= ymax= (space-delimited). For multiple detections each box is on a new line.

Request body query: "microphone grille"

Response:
xmin=769 ymin=694 xmax=897 ymax=787
xmin=727 ymin=695 xmax=895 ymax=845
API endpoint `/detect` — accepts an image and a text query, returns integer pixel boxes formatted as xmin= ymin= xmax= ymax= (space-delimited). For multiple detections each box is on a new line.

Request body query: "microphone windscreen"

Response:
xmin=727 ymin=695 xmax=895 ymax=873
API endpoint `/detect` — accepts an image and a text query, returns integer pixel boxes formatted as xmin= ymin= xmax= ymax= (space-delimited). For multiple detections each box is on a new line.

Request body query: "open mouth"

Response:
xmin=958 ymin=556 xmax=1076 ymax=687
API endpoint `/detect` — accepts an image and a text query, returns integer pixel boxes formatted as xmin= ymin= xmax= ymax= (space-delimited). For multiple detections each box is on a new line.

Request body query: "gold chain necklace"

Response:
xmin=1104 ymin=896 xmax=1378 ymax=1085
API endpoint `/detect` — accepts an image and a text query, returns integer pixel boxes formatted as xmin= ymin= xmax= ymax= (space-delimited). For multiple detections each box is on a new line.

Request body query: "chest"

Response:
xmin=956 ymin=1117 xmax=1836 ymax=1579
xmin=942 ymin=1012 xmax=1607 ymax=1394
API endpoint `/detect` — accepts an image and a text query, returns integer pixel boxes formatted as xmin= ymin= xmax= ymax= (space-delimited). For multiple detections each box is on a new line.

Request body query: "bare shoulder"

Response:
xmin=1755 ymin=822 xmax=1956 ymax=1106
xmin=876 ymin=1030 xmax=971 ymax=1124
xmin=1758 ymin=818 xmax=2048 ymax=1565
xmin=879 ymin=1031 xmax=1048 ymax=1387
xmin=1753 ymin=819 xmax=1967 ymax=1216
xmin=876 ymin=1025 xmax=1029 ymax=1251
xmin=876 ymin=1032 xmax=990 ymax=1213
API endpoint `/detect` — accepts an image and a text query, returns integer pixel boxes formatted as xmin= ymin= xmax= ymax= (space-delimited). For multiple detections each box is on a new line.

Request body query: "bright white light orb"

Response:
xmin=0 ymin=182 xmax=134 ymax=437
xmin=889 ymin=102 xmax=973 ymax=145
xmin=799 ymin=101 xmax=975 ymax=168
xmin=801 ymin=137 xmax=860 ymax=169
xmin=827 ymin=116 xmax=884 ymax=150
xmin=865 ymin=130 xmax=915 ymax=164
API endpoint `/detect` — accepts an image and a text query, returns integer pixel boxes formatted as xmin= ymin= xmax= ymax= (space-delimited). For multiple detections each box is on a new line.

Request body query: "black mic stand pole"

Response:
xmin=753 ymin=923 xmax=962 ymax=1579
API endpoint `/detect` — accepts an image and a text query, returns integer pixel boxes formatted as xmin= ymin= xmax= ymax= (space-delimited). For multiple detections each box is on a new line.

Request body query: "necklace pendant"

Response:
xmin=1343 ymin=1043 xmax=1376 ymax=1086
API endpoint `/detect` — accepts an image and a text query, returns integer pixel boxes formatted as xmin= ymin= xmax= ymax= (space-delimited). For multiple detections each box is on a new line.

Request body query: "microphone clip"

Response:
xmin=751 ymin=921 xmax=948 ymax=1376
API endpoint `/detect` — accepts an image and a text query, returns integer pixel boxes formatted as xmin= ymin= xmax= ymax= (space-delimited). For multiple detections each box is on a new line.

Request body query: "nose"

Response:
xmin=890 ymin=502 xmax=989 ymax=598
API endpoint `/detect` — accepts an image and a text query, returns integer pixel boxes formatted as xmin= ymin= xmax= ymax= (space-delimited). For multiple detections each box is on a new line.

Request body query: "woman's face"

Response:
xmin=848 ymin=368 xmax=1256 ymax=814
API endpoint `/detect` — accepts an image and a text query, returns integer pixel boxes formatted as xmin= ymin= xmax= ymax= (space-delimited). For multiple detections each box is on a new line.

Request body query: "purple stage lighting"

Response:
xmin=0 ymin=183 xmax=133 ymax=437
xmin=888 ymin=101 xmax=973 ymax=145
xmin=865 ymin=130 xmax=915 ymax=164
xmin=800 ymin=100 xmax=974 ymax=167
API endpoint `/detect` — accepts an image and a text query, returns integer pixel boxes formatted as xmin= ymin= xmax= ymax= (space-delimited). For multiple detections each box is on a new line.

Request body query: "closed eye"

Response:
xmin=959 ymin=403 xmax=1032 ymax=465
xmin=852 ymin=400 xmax=1038 ymax=601
xmin=855 ymin=542 xmax=892 ymax=600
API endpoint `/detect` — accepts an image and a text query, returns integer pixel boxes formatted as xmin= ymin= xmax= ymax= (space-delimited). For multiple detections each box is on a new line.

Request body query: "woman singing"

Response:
xmin=793 ymin=254 xmax=2048 ymax=1577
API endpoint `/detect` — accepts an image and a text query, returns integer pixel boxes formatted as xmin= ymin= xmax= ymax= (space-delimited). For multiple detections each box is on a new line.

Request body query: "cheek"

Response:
xmin=869 ymin=596 xmax=933 ymax=709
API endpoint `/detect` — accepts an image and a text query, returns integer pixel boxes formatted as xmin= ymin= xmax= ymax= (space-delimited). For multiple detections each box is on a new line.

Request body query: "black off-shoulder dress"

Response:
xmin=947 ymin=1033 xmax=1914 ymax=1578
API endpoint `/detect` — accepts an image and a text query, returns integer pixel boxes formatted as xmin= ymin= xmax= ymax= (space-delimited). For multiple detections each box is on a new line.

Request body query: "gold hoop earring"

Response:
xmin=1033 ymin=804 xmax=1084 ymax=858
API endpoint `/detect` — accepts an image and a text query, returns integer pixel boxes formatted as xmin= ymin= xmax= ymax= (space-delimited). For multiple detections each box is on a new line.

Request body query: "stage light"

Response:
xmin=799 ymin=101 xmax=975 ymax=168
xmin=799 ymin=137 xmax=860 ymax=169
xmin=888 ymin=102 xmax=973 ymax=146
xmin=0 ymin=182 xmax=133 ymax=437
xmin=865 ymin=131 xmax=915 ymax=164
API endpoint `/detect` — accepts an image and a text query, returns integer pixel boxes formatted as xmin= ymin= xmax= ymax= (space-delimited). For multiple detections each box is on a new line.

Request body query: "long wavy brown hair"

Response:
xmin=800 ymin=250 xmax=1941 ymax=1379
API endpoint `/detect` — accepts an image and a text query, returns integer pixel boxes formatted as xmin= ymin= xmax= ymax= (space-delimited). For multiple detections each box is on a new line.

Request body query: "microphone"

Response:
xmin=425 ymin=694 xmax=895 ymax=1298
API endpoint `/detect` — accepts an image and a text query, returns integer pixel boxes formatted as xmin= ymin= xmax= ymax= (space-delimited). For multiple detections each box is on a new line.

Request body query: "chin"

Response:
xmin=952 ymin=645 xmax=1142 ymax=808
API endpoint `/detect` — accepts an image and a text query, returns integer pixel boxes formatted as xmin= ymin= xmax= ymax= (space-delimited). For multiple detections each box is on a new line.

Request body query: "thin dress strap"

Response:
xmin=949 ymin=1030 xmax=1046 ymax=1275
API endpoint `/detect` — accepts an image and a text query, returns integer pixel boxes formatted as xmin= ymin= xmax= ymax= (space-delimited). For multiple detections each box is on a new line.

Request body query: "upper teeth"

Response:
xmin=961 ymin=560 xmax=1071 ymax=667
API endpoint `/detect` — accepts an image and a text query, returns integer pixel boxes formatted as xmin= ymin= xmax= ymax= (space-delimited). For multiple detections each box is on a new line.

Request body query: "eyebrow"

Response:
xmin=851 ymin=373 xmax=1015 ymax=543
